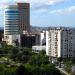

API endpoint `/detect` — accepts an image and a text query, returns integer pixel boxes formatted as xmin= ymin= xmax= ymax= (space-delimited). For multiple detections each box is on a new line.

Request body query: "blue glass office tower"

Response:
xmin=4 ymin=3 xmax=30 ymax=45
xmin=4 ymin=5 xmax=20 ymax=45
xmin=4 ymin=3 xmax=30 ymax=35
xmin=4 ymin=5 xmax=19 ymax=35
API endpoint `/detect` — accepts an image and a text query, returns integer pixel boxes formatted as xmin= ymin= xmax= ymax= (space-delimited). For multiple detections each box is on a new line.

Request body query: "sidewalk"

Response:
xmin=56 ymin=66 xmax=69 ymax=75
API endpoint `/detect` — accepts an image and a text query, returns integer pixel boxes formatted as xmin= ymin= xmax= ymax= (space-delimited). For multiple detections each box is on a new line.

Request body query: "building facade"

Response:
xmin=40 ymin=31 xmax=46 ymax=45
xmin=4 ymin=5 xmax=20 ymax=45
xmin=46 ymin=27 xmax=75 ymax=58
xmin=4 ymin=5 xmax=19 ymax=35
xmin=4 ymin=3 xmax=30 ymax=46
xmin=18 ymin=3 xmax=30 ymax=33
xmin=20 ymin=34 xmax=36 ymax=48
xmin=32 ymin=45 xmax=46 ymax=53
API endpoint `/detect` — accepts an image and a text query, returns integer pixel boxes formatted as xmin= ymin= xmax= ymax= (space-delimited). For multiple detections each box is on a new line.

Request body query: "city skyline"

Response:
xmin=0 ymin=0 xmax=75 ymax=27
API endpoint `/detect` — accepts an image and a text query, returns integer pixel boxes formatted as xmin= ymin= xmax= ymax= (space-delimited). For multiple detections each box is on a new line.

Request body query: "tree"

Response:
xmin=0 ymin=29 xmax=3 ymax=42
xmin=25 ymin=63 xmax=61 ymax=75
xmin=0 ymin=64 xmax=5 ymax=75
xmin=9 ymin=47 xmax=19 ymax=61
xmin=16 ymin=65 xmax=32 ymax=75
xmin=64 ymin=60 xmax=72 ymax=74
xmin=57 ymin=57 xmax=62 ymax=68
xmin=15 ymin=48 xmax=32 ymax=63
xmin=29 ymin=51 xmax=49 ymax=66
xmin=39 ymin=50 xmax=46 ymax=55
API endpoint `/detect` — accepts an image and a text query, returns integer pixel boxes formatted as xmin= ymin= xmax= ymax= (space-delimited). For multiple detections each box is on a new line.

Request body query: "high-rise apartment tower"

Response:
xmin=46 ymin=27 xmax=75 ymax=58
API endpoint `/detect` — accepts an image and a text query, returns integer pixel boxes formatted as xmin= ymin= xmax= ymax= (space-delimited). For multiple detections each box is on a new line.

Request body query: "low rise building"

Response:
xmin=20 ymin=34 xmax=36 ymax=48
xmin=32 ymin=45 xmax=46 ymax=53
xmin=4 ymin=35 xmax=20 ymax=46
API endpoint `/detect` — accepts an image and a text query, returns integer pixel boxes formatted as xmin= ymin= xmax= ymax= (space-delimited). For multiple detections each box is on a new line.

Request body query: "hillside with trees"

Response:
xmin=0 ymin=45 xmax=62 ymax=75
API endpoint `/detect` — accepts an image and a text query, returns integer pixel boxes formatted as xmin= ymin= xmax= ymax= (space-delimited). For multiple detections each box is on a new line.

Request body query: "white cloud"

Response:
xmin=33 ymin=9 xmax=48 ymax=14
xmin=26 ymin=0 xmax=64 ymax=9
xmin=0 ymin=0 xmax=72 ymax=15
xmin=50 ymin=6 xmax=75 ymax=15
xmin=0 ymin=0 xmax=16 ymax=9
xmin=0 ymin=0 xmax=64 ymax=9
xmin=48 ymin=0 xmax=64 ymax=5
xmin=28 ymin=0 xmax=64 ymax=5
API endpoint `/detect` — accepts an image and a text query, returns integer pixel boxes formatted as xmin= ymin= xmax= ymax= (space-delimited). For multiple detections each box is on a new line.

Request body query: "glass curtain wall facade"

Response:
xmin=4 ymin=5 xmax=19 ymax=35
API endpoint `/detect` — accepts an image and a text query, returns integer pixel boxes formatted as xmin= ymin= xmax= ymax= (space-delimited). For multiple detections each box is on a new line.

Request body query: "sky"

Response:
xmin=0 ymin=0 xmax=75 ymax=27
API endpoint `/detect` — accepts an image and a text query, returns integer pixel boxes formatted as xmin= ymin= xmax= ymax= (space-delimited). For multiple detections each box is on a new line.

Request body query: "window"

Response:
xmin=5 ymin=36 xmax=9 ymax=39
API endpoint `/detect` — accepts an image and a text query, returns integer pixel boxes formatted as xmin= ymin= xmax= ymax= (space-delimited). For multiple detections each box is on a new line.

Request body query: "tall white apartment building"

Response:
xmin=46 ymin=27 xmax=75 ymax=58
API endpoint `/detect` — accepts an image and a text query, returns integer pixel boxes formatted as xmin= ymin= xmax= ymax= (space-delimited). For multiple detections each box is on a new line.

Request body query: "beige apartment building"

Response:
xmin=46 ymin=27 xmax=75 ymax=58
